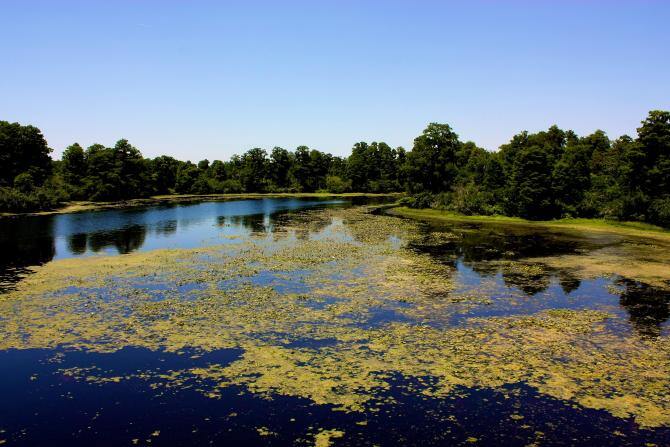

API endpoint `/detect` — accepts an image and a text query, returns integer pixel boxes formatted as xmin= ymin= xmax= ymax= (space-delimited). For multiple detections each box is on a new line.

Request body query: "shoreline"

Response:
xmin=387 ymin=206 xmax=670 ymax=241
xmin=0 ymin=192 xmax=402 ymax=219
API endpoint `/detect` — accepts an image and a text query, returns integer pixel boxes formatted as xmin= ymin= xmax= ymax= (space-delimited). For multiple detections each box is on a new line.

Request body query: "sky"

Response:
xmin=1 ymin=1 xmax=669 ymax=161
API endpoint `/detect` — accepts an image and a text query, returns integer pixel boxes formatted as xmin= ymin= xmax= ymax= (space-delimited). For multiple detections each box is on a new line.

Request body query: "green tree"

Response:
xmin=175 ymin=162 xmax=200 ymax=194
xmin=113 ymin=139 xmax=148 ymax=199
xmin=637 ymin=110 xmax=670 ymax=200
xmin=508 ymin=145 xmax=554 ymax=219
xmin=239 ymin=148 xmax=269 ymax=192
xmin=404 ymin=123 xmax=461 ymax=193
xmin=61 ymin=143 xmax=86 ymax=187
xmin=0 ymin=121 xmax=52 ymax=186
xmin=150 ymin=156 xmax=181 ymax=194
xmin=82 ymin=144 xmax=120 ymax=200
xmin=552 ymin=141 xmax=592 ymax=216
xmin=269 ymin=147 xmax=292 ymax=190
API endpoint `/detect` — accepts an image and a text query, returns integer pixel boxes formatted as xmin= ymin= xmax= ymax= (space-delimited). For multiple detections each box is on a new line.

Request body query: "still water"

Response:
xmin=0 ymin=198 xmax=668 ymax=446
xmin=0 ymin=198 xmax=347 ymax=290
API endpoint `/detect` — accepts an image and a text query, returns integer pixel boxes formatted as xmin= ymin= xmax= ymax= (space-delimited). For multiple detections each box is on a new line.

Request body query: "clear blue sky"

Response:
xmin=2 ymin=1 xmax=669 ymax=161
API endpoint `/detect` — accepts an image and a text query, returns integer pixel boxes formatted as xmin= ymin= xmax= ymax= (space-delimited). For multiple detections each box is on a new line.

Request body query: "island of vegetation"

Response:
xmin=1 ymin=110 xmax=669 ymax=230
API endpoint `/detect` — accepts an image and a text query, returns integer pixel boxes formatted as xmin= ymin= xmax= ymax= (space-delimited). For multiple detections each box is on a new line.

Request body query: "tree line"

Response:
xmin=1 ymin=110 xmax=669 ymax=227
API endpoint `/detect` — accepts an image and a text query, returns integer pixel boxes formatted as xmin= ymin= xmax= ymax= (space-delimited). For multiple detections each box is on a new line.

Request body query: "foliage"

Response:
xmin=2 ymin=110 xmax=670 ymax=227
xmin=325 ymin=175 xmax=351 ymax=193
xmin=0 ymin=185 xmax=64 ymax=212
xmin=0 ymin=121 xmax=52 ymax=187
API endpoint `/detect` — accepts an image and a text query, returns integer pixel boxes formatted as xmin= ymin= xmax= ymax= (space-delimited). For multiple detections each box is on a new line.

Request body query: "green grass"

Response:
xmin=389 ymin=206 xmax=670 ymax=238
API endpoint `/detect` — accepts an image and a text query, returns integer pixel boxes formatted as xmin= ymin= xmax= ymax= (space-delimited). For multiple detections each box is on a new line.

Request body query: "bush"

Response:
xmin=447 ymin=184 xmax=496 ymax=215
xmin=13 ymin=172 xmax=35 ymax=193
xmin=325 ymin=175 xmax=351 ymax=193
xmin=401 ymin=192 xmax=435 ymax=209
xmin=220 ymin=179 xmax=243 ymax=194
xmin=649 ymin=196 xmax=670 ymax=227
xmin=0 ymin=186 xmax=65 ymax=213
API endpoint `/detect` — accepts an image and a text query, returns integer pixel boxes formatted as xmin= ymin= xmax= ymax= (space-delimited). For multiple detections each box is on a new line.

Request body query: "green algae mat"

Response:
xmin=0 ymin=201 xmax=669 ymax=445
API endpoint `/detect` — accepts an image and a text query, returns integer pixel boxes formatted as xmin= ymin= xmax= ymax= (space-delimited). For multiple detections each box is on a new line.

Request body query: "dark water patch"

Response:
xmin=1 ymin=349 xmax=668 ymax=446
xmin=53 ymin=346 xmax=243 ymax=375
xmin=283 ymin=337 xmax=340 ymax=350
xmin=616 ymin=278 xmax=670 ymax=338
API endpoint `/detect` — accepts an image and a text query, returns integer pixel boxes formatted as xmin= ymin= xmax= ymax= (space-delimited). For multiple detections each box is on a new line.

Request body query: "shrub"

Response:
xmin=447 ymin=184 xmax=496 ymax=215
xmin=401 ymin=192 xmax=435 ymax=209
xmin=13 ymin=172 xmax=35 ymax=193
xmin=325 ymin=175 xmax=351 ymax=193
xmin=0 ymin=186 xmax=64 ymax=213
xmin=220 ymin=179 xmax=243 ymax=194
xmin=649 ymin=196 xmax=670 ymax=227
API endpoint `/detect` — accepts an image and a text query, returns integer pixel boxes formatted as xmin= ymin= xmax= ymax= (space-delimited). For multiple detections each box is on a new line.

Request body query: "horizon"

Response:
xmin=2 ymin=1 xmax=669 ymax=160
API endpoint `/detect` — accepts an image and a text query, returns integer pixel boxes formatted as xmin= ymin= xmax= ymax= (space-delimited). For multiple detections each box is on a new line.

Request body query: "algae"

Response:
xmin=0 ymin=205 xmax=669 ymax=438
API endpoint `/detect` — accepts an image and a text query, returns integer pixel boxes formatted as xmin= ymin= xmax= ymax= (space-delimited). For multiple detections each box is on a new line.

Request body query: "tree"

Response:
xmin=150 ymin=156 xmax=181 ymax=194
xmin=239 ymin=148 xmax=269 ymax=192
xmin=0 ymin=121 xmax=52 ymax=186
xmin=347 ymin=142 xmax=372 ymax=191
xmin=291 ymin=146 xmax=312 ymax=191
xmin=114 ymin=139 xmax=149 ymax=199
xmin=552 ymin=141 xmax=592 ymax=216
xmin=175 ymin=162 xmax=200 ymax=194
xmin=637 ymin=110 xmax=670 ymax=198
xmin=404 ymin=123 xmax=461 ymax=193
xmin=508 ymin=145 xmax=554 ymax=219
xmin=82 ymin=144 xmax=120 ymax=200
xmin=269 ymin=147 xmax=292 ymax=190
xmin=61 ymin=143 xmax=86 ymax=187
xmin=198 ymin=159 xmax=210 ymax=171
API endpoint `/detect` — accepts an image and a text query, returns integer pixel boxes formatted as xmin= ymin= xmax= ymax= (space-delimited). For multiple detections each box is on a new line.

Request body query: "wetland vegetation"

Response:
xmin=0 ymin=197 xmax=669 ymax=445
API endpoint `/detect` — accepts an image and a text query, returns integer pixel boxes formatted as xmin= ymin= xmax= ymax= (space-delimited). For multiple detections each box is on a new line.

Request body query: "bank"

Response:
xmin=387 ymin=206 xmax=670 ymax=241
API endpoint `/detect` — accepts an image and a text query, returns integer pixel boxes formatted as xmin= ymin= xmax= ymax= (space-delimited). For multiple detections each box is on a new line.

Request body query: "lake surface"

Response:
xmin=0 ymin=198 xmax=669 ymax=446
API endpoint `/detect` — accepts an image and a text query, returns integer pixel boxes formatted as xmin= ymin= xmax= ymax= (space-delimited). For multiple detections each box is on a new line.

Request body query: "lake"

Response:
xmin=0 ymin=198 xmax=669 ymax=446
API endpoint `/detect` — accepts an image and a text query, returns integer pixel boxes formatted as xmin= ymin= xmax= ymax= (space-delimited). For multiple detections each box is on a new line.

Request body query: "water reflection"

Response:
xmin=0 ymin=216 xmax=55 ymax=291
xmin=86 ymin=225 xmax=148 ymax=254
xmin=0 ymin=199 xmax=347 ymax=290
xmin=558 ymin=271 xmax=582 ymax=295
xmin=618 ymin=279 xmax=670 ymax=338
xmin=407 ymin=221 xmax=670 ymax=337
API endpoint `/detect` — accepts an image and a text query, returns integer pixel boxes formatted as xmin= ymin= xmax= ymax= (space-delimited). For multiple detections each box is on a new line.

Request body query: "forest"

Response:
xmin=1 ymin=110 xmax=669 ymax=226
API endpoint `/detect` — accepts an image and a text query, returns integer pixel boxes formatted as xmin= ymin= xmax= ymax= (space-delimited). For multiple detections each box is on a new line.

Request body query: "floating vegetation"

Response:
xmin=1 ymin=205 xmax=670 ymax=444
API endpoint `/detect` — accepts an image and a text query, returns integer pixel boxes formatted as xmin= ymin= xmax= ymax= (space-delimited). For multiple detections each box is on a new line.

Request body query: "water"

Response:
xmin=0 ymin=198 xmax=348 ymax=290
xmin=0 ymin=198 xmax=669 ymax=446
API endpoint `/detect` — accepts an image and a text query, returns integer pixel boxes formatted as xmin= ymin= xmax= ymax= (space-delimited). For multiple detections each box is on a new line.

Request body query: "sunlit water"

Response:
xmin=0 ymin=198 xmax=668 ymax=446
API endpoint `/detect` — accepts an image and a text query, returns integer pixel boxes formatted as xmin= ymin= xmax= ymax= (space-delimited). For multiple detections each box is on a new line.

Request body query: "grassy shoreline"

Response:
xmin=0 ymin=192 xmax=402 ymax=218
xmin=388 ymin=206 xmax=670 ymax=240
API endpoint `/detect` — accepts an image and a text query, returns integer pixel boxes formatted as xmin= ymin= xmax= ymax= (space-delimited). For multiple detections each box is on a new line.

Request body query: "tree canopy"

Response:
xmin=2 ymin=111 xmax=670 ymax=227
